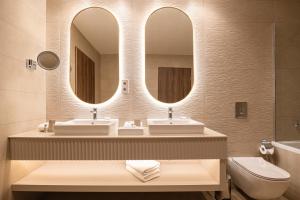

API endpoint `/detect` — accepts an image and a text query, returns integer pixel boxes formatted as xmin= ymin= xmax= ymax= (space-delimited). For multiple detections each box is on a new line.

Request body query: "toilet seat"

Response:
xmin=232 ymin=157 xmax=290 ymax=181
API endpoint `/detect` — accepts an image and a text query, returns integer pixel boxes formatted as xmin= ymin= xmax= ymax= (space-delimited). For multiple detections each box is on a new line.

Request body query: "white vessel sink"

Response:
xmin=147 ymin=118 xmax=204 ymax=135
xmin=54 ymin=119 xmax=118 ymax=136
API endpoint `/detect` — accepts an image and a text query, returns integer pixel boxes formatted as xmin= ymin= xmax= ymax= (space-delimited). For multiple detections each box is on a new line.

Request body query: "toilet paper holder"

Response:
xmin=261 ymin=139 xmax=273 ymax=149
xmin=260 ymin=139 xmax=274 ymax=155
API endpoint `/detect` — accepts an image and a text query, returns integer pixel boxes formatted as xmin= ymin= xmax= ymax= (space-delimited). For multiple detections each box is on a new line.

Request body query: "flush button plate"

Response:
xmin=235 ymin=102 xmax=247 ymax=119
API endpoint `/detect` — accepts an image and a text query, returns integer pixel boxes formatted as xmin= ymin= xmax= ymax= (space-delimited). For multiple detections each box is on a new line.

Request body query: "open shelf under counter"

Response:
xmin=12 ymin=160 xmax=224 ymax=192
xmin=9 ymin=128 xmax=227 ymax=160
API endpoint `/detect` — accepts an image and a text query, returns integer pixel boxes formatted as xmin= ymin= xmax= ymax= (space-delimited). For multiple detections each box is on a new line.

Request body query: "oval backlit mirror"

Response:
xmin=145 ymin=7 xmax=193 ymax=104
xmin=70 ymin=7 xmax=119 ymax=104
xmin=37 ymin=51 xmax=60 ymax=70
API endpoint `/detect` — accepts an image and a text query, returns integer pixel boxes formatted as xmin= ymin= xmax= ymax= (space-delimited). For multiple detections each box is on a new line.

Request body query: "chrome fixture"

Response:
xmin=294 ymin=120 xmax=300 ymax=128
xmin=90 ymin=108 xmax=97 ymax=120
xmin=261 ymin=139 xmax=273 ymax=150
xmin=25 ymin=59 xmax=37 ymax=70
xmin=168 ymin=107 xmax=173 ymax=120
xmin=25 ymin=51 xmax=60 ymax=71
xmin=43 ymin=123 xmax=48 ymax=132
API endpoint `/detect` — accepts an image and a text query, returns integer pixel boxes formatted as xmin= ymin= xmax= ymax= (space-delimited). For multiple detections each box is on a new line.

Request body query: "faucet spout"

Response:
xmin=168 ymin=107 xmax=173 ymax=120
xmin=90 ymin=108 xmax=97 ymax=120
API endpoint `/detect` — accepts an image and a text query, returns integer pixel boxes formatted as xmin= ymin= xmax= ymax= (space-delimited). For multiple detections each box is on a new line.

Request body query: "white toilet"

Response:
xmin=228 ymin=157 xmax=290 ymax=200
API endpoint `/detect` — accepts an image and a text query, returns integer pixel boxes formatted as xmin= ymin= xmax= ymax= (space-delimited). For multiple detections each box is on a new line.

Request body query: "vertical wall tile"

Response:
xmin=0 ymin=0 xmax=46 ymax=199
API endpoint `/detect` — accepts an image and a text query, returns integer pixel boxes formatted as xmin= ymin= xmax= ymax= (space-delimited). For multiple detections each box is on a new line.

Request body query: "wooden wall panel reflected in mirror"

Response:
xmin=158 ymin=67 xmax=191 ymax=103
xmin=75 ymin=47 xmax=95 ymax=104
xmin=70 ymin=7 xmax=119 ymax=104
xmin=145 ymin=7 xmax=194 ymax=103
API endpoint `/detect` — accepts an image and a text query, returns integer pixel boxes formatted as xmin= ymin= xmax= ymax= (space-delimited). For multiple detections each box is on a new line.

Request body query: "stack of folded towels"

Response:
xmin=125 ymin=160 xmax=160 ymax=182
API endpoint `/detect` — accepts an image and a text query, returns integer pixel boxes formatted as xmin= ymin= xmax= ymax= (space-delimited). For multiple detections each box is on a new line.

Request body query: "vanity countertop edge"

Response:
xmin=8 ymin=127 xmax=227 ymax=139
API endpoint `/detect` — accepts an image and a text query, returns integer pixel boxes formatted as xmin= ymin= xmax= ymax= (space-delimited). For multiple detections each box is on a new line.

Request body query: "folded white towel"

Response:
xmin=126 ymin=165 xmax=160 ymax=182
xmin=126 ymin=160 xmax=160 ymax=175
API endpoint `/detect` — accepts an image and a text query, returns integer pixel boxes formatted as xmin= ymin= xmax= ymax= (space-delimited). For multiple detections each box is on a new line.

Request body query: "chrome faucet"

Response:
xmin=295 ymin=120 xmax=300 ymax=128
xmin=90 ymin=108 xmax=97 ymax=120
xmin=168 ymin=107 xmax=173 ymax=120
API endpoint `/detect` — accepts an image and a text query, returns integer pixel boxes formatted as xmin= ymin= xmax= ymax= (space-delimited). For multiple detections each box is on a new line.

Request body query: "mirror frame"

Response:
xmin=144 ymin=7 xmax=195 ymax=105
xmin=68 ymin=7 xmax=121 ymax=105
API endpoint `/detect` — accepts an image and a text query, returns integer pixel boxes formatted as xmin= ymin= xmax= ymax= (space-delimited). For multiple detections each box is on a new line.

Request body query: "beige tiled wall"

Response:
xmin=46 ymin=0 xmax=276 ymax=156
xmin=0 ymin=0 xmax=47 ymax=199
xmin=275 ymin=0 xmax=300 ymax=141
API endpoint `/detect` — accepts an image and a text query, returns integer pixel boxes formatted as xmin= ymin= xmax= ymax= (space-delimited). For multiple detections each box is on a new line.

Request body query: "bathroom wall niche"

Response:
xmin=70 ymin=7 xmax=119 ymax=104
xmin=145 ymin=7 xmax=193 ymax=104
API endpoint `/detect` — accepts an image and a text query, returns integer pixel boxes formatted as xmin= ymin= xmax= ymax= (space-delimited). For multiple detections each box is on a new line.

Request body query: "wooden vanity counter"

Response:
xmin=9 ymin=128 xmax=227 ymax=160
xmin=9 ymin=128 xmax=228 ymax=193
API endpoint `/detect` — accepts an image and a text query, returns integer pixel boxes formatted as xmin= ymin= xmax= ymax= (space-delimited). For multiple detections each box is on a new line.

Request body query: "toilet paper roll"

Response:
xmin=259 ymin=145 xmax=274 ymax=155
xmin=259 ymin=145 xmax=267 ymax=155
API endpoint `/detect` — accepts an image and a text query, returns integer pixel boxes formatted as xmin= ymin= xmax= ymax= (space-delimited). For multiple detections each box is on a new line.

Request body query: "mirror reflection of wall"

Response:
xmin=70 ymin=7 xmax=119 ymax=104
xmin=275 ymin=22 xmax=300 ymax=141
xmin=146 ymin=7 xmax=193 ymax=103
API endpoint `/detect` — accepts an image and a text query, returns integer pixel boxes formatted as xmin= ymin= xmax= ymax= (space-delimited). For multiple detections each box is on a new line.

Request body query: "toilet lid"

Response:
xmin=232 ymin=157 xmax=290 ymax=181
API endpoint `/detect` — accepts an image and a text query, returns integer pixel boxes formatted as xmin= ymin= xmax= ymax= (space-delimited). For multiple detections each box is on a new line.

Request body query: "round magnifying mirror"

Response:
xmin=37 ymin=51 xmax=60 ymax=70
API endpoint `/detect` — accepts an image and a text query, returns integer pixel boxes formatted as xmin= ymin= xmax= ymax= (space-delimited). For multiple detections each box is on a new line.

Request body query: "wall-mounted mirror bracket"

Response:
xmin=25 ymin=59 xmax=37 ymax=70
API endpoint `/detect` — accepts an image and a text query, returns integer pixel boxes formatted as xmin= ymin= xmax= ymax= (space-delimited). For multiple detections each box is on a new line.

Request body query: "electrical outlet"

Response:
xmin=122 ymin=80 xmax=129 ymax=94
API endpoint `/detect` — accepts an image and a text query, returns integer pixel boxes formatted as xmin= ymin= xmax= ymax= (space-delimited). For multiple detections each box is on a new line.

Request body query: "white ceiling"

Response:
xmin=73 ymin=7 xmax=193 ymax=55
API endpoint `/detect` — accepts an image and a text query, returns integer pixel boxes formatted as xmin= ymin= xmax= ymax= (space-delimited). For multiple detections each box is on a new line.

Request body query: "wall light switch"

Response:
xmin=235 ymin=102 xmax=247 ymax=119
xmin=122 ymin=80 xmax=129 ymax=94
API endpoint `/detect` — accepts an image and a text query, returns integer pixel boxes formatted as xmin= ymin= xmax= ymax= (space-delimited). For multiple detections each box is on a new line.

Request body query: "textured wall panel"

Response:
xmin=46 ymin=0 xmax=275 ymax=156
